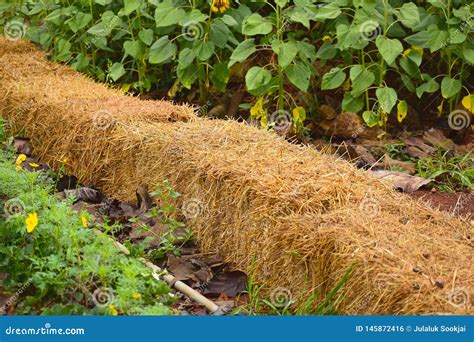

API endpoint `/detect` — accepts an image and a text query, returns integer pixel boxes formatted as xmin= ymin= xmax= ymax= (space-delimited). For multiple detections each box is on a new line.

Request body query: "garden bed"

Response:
xmin=0 ymin=38 xmax=472 ymax=315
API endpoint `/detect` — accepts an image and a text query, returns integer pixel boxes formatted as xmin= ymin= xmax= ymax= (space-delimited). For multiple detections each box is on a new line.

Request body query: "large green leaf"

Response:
xmin=441 ymin=77 xmax=461 ymax=99
xmin=245 ymin=66 xmax=272 ymax=92
xmin=278 ymin=41 xmax=298 ymax=69
xmin=404 ymin=30 xmax=430 ymax=48
xmin=67 ymin=12 xmax=92 ymax=33
xmin=464 ymin=49 xmax=474 ymax=65
xmin=376 ymin=87 xmax=398 ymax=113
xmin=362 ymin=110 xmax=380 ymax=127
xmin=321 ymin=68 xmax=346 ymax=90
xmin=314 ymin=3 xmax=341 ymax=21
xmin=427 ymin=25 xmax=447 ymax=52
xmin=286 ymin=62 xmax=311 ymax=92
xmin=342 ymin=93 xmax=364 ymax=113
xmin=229 ymin=39 xmax=256 ymax=67
xmin=177 ymin=65 xmax=199 ymax=89
xmin=396 ymin=2 xmax=420 ymax=28
xmin=123 ymin=40 xmax=145 ymax=59
xmin=242 ymin=13 xmax=273 ymax=36
xmin=178 ymin=48 xmax=195 ymax=68
xmin=109 ymin=62 xmax=126 ymax=81
xmin=416 ymin=78 xmax=439 ymax=98
xmin=149 ymin=36 xmax=176 ymax=64
xmin=194 ymin=40 xmax=215 ymax=61
xmin=210 ymin=19 xmax=230 ymax=48
xmin=375 ymin=36 xmax=403 ymax=65
xmin=350 ymin=65 xmax=375 ymax=96
xmin=122 ymin=0 xmax=140 ymax=16
xmin=297 ymin=41 xmax=317 ymax=62
xmin=154 ymin=1 xmax=185 ymax=27
xmin=138 ymin=29 xmax=154 ymax=46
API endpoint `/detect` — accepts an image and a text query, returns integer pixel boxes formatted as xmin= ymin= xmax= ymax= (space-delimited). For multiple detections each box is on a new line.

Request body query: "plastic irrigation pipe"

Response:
xmin=93 ymin=229 xmax=221 ymax=314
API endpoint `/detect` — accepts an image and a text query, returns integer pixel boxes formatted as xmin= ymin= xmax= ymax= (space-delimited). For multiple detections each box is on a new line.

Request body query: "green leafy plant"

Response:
xmin=0 ymin=1 xmax=472 ymax=134
xmin=416 ymin=150 xmax=473 ymax=192
xmin=0 ymin=134 xmax=174 ymax=315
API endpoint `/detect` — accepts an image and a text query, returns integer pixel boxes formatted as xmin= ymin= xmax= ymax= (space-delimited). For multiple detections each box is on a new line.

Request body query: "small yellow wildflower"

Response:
xmin=15 ymin=165 xmax=23 ymax=172
xmin=108 ymin=304 xmax=118 ymax=316
xmin=29 ymin=163 xmax=39 ymax=168
xmin=81 ymin=214 xmax=88 ymax=228
xmin=211 ymin=0 xmax=230 ymax=13
xmin=16 ymin=154 xmax=26 ymax=165
xmin=322 ymin=35 xmax=332 ymax=42
xmin=132 ymin=293 xmax=141 ymax=299
xmin=26 ymin=212 xmax=38 ymax=233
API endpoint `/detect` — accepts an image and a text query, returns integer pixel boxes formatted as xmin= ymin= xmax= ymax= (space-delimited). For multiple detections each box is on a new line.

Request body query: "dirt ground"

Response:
xmin=408 ymin=191 xmax=473 ymax=218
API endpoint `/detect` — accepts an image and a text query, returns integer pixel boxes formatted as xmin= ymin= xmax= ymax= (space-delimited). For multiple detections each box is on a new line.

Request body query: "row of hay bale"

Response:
xmin=0 ymin=37 xmax=472 ymax=314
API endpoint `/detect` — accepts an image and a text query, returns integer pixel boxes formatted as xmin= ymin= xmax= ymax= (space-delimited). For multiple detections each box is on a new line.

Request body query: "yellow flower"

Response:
xmin=81 ymin=214 xmax=88 ymax=228
xmin=132 ymin=293 xmax=141 ymax=299
xmin=29 ymin=163 xmax=39 ymax=168
xmin=322 ymin=35 xmax=332 ymax=42
xmin=26 ymin=212 xmax=38 ymax=233
xmin=15 ymin=165 xmax=23 ymax=172
xmin=211 ymin=0 xmax=230 ymax=13
xmin=108 ymin=304 xmax=118 ymax=316
xmin=16 ymin=154 xmax=26 ymax=165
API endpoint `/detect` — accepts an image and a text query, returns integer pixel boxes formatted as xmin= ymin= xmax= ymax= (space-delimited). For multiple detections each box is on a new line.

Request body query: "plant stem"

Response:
xmin=276 ymin=4 xmax=284 ymax=111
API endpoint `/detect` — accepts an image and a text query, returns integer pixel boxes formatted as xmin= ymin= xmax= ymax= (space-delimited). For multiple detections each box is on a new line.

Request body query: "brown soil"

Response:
xmin=408 ymin=191 xmax=473 ymax=218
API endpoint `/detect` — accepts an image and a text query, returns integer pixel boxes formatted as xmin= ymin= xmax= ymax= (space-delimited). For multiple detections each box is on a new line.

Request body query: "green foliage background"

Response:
xmin=1 ymin=0 xmax=473 ymax=129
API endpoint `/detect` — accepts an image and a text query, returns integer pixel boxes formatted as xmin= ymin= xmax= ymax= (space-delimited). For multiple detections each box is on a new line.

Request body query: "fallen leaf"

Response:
xmin=202 ymin=270 xmax=247 ymax=297
xmin=64 ymin=187 xmax=105 ymax=203
xmin=369 ymin=170 xmax=431 ymax=192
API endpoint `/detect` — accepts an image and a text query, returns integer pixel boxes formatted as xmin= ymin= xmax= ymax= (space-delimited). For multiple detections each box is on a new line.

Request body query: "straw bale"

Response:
xmin=0 ymin=37 xmax=472 ymax=314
